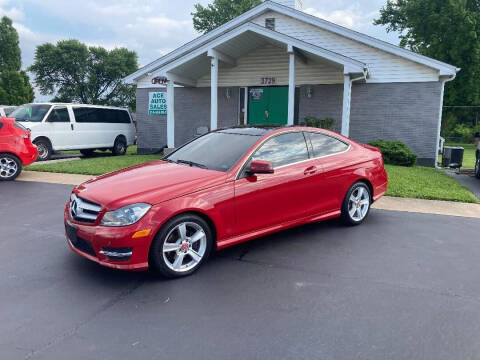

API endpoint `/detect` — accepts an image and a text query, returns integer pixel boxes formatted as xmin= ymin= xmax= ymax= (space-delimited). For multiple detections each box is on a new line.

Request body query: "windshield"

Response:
xmin=9 ymin=104 xmax=51 ymax=122
xmin=166 ymin=131 xmax=261 ymax=172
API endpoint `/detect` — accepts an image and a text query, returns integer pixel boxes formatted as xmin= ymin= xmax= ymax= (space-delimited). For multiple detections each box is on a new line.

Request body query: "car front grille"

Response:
xmin=70 ymin=194 xmax=101 ymax=223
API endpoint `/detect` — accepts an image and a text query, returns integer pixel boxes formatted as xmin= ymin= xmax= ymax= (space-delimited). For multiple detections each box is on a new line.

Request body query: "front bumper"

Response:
xmin=64 ymin=206 xmax=153 ymax=270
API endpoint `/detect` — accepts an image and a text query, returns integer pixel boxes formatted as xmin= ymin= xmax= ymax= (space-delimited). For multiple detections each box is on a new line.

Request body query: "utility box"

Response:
xmin=442 ymin=146 xmax=464 ymax=169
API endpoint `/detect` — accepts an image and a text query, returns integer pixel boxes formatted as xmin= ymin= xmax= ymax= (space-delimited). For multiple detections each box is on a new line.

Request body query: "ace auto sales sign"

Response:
xmin=149 ymin=92 xmax=167 ymax=116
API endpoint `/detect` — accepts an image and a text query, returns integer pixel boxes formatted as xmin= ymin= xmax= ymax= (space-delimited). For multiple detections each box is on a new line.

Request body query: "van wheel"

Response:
xmin=0 ymin=153 xmax=22 ymax=181
xmin=34 ymin=139 xmax=52 ymax=161
xmin=80 ymin=149 xmax=95 ymax=157
xmin=112 ymin=136 xmax=127 ymax=156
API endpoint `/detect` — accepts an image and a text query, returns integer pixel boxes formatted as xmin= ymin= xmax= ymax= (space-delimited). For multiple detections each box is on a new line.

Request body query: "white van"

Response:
xmin=9 ymin=103 xmax=136 ymax=160
xmin=0 ymin=105 xmax=17 ymax=117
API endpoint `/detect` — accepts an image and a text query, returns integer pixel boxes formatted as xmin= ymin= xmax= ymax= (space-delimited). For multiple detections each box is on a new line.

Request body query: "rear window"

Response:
xmin=306 ymin=132 xmax=349 ymax=158
xmin=73 ymin=107 xmax=130 ymax=124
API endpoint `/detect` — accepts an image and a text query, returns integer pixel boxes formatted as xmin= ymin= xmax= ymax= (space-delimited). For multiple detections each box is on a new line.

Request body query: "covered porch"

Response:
xmin=149 ymin=22 xmax=369 ymax=148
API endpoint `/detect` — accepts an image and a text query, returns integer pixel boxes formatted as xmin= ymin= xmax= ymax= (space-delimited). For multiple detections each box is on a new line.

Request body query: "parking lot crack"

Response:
xmin=24 ymin=279 xmax=144 ymax=359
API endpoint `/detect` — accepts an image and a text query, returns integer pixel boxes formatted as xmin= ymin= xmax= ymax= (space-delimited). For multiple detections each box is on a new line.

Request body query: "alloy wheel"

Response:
xmin=348 ymin=185 xmax=370 ymax=222
xmin=162 ymin=222 xmax=207 ymax=273
xmin=0 ymin=157 xmax=18 ymax=179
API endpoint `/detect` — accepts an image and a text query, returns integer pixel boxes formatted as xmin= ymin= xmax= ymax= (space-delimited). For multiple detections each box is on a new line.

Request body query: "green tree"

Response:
xmin=374 ymin=0 xmax=480 ymax=107
xmin=0 ymin=16 xmax=34 ymax=105
xmin=29 ymin=40 xmax=138 ymax=110
xmin=192 ymin=0 xmax=262 ymax=33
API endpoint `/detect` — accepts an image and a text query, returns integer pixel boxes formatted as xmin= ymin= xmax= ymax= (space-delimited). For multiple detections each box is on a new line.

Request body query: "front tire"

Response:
xmin=112 ymin=136 xmax=127 ymax=156
xmin=0 ymin=153 xmax=22 ymax=181
xmin=475 ymin=159 xmax=480 ymax=179
xmin=34 ymin=139 xmax=52 ymax=161
xmin=149 ymin=214 xmax=213 ymax=278
xmin=341 ymin=182 xmax=371 ymax=226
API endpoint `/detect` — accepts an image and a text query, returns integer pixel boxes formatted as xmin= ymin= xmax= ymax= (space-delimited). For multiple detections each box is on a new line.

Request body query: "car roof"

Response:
xmin=15 ymin=103 xmax=129 ymax=111
xmin=217 ymin=126 xmax=283 ymax=136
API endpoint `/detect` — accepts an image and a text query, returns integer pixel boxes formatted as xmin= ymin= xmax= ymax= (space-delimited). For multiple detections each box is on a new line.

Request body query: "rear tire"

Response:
xmin=0 ymin=153 xmax=22 ymax=181
xmin=112 ymin=136 xmax=127 ymax=156
xmin=341 ymin=182 xmax=371 ymax=226
xmin=475 ymin=159 xmax=480 ymax=179
xmin=34 ymin=138 xmax=52 ymax=161
xmin=149 ymin=214 xmax=213 ymax=278
xmin=80 ymin=149 xmax=95 ymax=157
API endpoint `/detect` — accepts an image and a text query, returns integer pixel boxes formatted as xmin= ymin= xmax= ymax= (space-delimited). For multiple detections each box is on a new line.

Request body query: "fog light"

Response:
xmin=99 ymin=247 xmax=133 ymax=261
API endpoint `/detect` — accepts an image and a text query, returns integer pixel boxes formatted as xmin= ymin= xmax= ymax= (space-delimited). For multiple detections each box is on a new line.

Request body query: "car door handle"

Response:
xmin=71 ymin=123 xmax=74 ymax=130
xmin=304 ymin=166 xmax=317 ymax=175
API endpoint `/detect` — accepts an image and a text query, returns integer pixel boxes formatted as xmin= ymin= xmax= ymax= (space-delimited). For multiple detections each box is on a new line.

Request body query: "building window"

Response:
xmin=265 ymin=18 xmax=275 ymax=31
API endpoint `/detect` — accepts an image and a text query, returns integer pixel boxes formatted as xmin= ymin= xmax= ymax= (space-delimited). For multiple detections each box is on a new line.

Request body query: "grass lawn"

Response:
xmin=26 ymin=146 xmax=162 ymax=176
xmin=385 ymin=165 xmax=479 ymax=203
xmin=439 ymin=143 xmax=477 ymax=169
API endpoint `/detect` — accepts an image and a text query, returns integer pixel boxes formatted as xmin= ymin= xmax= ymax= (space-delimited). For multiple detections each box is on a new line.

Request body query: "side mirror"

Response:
xmin=247 ymin=160 xmax=274 ymax=175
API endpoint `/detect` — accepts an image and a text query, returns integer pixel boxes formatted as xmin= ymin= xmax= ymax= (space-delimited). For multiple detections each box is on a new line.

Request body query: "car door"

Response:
xmin=43 ymin=105 xmax=75 ymax=150
xmin=233 ymin=131 xmax=321 ymax=235
xmin=304 ymin=131 xmax=353 ymax=213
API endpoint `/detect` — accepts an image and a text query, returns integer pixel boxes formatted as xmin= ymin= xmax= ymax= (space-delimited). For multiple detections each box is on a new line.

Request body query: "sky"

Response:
xmin=1 ymin=0 xmax=401 ymax=70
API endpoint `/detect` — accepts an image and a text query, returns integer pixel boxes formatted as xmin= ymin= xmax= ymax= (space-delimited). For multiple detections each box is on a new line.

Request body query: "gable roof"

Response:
xmin=152 ymin=22 xmax=368 ymax=78
xmin=124 ymin=1 xmax=458 ymax=84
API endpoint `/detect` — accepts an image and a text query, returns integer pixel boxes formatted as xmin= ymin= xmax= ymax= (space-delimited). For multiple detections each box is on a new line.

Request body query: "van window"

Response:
xmin=73 ymin=107 xmax=130 ymax=124
xmin=46 ymin=107 xmax=70 ymax=122
xmin=9 ymin=104 xmax=51 ymax=122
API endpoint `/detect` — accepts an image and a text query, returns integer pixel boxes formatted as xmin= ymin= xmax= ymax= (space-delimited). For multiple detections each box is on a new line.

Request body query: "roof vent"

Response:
xmin=265 ymin=18 xmax=275 ymax=31
xmin=268 ymin=0 xmax=302 ymax=10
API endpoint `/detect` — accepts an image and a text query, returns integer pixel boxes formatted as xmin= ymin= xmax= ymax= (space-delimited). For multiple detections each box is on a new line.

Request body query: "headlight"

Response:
xmin=100 ymin=203 xmax=151 ymax=227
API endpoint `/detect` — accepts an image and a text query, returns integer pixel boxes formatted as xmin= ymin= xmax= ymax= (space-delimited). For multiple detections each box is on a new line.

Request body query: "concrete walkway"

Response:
xmin=372 ymin=196 xmax=480 ymax=219
xmin=15 ymin=170 xmax=480 ymax=219
xmin=17 ymin=170 xmax=94 ymax=186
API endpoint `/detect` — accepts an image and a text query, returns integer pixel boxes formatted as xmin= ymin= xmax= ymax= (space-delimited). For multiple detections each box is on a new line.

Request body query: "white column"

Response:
xmin=341 ymin=74 xmax=352 ymax=137
xmin=288 ymin=52 xmax=295 ymax=126
xmin=166 ymin=80 xmax=175 ymax=148
xmin=210 ymin=55 xmax=218 ymax=131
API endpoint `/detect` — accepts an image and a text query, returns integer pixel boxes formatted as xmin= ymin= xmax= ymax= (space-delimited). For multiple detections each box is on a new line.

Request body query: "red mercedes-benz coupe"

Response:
xmin=0 ymin=117 xmax=38 ymax=181
xmin=64 ymin=126 xmax=388 ymax=277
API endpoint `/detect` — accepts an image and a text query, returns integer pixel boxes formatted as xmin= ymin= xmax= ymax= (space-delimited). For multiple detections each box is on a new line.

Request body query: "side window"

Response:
xmin=251 ymin=132 xmax=309 ymax=168
xmin=0 ymin=122 xmax=3 ymax=131
xmin=73 ymin=107 xmax=101 ymax=123
xmin=307 ymin=132 xmax=349 ymax=158
xmin=46 ymin=107 xmax=70 ymax=122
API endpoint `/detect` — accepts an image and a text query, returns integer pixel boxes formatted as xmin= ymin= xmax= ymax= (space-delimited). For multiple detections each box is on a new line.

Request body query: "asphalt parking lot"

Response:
xmin=1 ymin=181 xmax=480 ymax=360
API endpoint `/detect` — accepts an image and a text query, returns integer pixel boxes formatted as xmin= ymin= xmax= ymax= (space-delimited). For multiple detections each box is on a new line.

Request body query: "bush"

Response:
xmin=301 ymin=116 xmax=335 ymax=130
xmin=368 ymin=139 xmax=417 ymax=167
xmin=452 ymin=123 xmax=474 ymax=142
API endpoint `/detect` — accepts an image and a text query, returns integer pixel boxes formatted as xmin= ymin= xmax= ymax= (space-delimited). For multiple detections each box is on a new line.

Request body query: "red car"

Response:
xmin=64 ymin=126 xmax=388 ymax=278
xmin=0 ymin=117 xmax=38 ymax=181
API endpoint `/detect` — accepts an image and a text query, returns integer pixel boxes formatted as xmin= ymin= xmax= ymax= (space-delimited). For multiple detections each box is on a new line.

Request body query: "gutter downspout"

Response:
xmin=342 ymin=70 xmax=368 ymax=137
xmin=435 ymin=73 xmax=457 ymax=169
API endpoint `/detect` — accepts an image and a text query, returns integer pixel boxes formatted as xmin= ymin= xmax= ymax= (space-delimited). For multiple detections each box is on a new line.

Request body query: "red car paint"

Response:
xmin=64 ymin=127 xmax=388 ymax=270
xmin=0 ymin=117 xmax=38 ymax=166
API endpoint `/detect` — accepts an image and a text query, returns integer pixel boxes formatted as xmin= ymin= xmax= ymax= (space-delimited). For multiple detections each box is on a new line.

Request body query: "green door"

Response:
xmin=248 ymin=86 xmax=289 ymax=125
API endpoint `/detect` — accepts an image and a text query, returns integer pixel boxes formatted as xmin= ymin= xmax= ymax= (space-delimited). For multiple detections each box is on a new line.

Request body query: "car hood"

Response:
xmin=75 ymin=160 xmax=227 ymax=210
